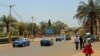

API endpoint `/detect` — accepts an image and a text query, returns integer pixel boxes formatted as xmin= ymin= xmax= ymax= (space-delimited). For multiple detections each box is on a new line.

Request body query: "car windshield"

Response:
xmin=56 ymin=36 xmax=61 ymax=38
xmin=42 ymin=37 xmax=51 ymax=40
xmin=16 ymin=38 xmax=25 ymax=41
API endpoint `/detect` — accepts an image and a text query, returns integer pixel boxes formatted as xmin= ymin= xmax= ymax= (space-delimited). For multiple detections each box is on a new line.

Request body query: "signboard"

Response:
xmin=45 ymin=28 xmax=53 ymax=35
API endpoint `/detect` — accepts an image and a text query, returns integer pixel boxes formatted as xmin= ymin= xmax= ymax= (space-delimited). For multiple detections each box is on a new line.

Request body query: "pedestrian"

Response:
xmin=82 ymin=38 xmax=94 ymax=56
xmin=79 ymin=36 xmax=83 ymax=50
xmin=74 ymin=36 xmax=80 ymax=50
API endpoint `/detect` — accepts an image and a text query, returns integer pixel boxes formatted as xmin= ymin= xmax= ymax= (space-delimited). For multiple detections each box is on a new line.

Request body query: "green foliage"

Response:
xmin=53 ymin=21 xmax=67 ymax=34
xmin=11 ymin=28 xmax=18 ymax=36
xmin=74 ymin=0 xmax=100 ymax=35
xmin=40 ymin=21 xmax=48 ymax=34
xmin=17 ymin=22 xmax=26 ymax=36
xmin=78 ymin=28 xmax=86 ymax=36
xmin=0 ymin=32 xmax=6 ymax=37
xmin=0 ymin=15 xmax=69 ymax=37
xmin=0 ymin=15 xmax=17 ymax=35
xmin=32 ymin=23 xmax=39 ymax=34
xmin=48 ymin=19 xmax=51 ymax=26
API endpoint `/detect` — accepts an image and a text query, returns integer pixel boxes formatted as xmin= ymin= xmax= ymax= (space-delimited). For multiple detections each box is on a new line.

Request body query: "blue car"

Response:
xmin=13 ymin=37 xmax=30 ymax=47
xmin=40 ymin=37 xmax=53 ymax=46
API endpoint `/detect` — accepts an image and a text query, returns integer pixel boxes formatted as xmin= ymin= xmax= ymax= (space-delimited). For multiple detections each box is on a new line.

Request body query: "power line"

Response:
xmin=12 ymin=8 xmax=23 ymax=21
xmin=0 ymin=3 xmax=23 ymax=21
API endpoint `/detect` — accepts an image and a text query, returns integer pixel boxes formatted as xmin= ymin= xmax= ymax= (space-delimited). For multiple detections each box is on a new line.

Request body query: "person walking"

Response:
xmin=74 ymin=36 xmax=80 ymax=50
xmin=82 ymin=38 xmax=94 ymax=56
xmin=79 ymin=36 xmax=83 ymax=50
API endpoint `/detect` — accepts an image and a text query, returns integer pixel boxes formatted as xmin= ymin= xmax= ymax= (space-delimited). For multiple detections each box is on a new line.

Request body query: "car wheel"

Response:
xmin=28 ymin=43 xmax=30 ymax=46
xmin=41 ymin=44 xmax=43 ymax=46
xmin=51 ymin=43 xmax=53 ymax=45
xmin=49 ymin=44 xmax=52 ymax=46
xmin=52 ymin=43 xmax=53 ymax=45
xmin=13 ymin=45 xmax=16 ymax=47
xmin=22 ymin=44 xmax=25 ymax=47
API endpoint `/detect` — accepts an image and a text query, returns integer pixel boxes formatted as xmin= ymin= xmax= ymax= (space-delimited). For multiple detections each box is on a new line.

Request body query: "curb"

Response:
xmin=0 ymin=44 xmax=12 ymax=47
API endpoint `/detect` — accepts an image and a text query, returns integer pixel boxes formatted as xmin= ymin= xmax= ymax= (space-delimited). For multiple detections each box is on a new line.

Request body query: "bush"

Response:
xmin=0 ymin=36 xmax=19 ymax=44
xmin=0 ymin=32 xmax=6 ymax=37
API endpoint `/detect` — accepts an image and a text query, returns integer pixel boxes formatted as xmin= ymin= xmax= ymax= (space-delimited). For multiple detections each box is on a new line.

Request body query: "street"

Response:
xmin=0 ymin=40 xmax=80 ymax=56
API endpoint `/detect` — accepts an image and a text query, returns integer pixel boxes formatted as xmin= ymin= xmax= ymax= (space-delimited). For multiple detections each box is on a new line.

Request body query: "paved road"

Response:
xmin=0 ymin=40 xmax=81 ymax=56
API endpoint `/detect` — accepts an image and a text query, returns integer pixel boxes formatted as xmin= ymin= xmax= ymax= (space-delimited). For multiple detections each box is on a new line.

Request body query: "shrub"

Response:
xmin=0 ymin=32 xmax=6 ymax=38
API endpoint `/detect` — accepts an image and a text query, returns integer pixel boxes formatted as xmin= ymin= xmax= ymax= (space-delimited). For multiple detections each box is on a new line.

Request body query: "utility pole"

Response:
xmin=8 ymin=5 xmax=15 ymax=43
xmin=32 ymin=17 xmax=34 ymax=40
xmin=0 ymin=4 xmax=15 ymax=42
xmin=9 ymin=5 xmax=15 ymax=32
xmin=9 ymin=5 xmax=15 ymax=16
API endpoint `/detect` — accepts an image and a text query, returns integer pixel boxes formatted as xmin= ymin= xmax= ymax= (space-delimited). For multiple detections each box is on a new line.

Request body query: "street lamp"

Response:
xmin=8 ymin=5 xmax=15 ymax=43
xmin=32 ymin=17 xmax=34 ymax=39
xmin=9 ymin=5 xmax=15 ymax=31
xmin=9 ymin=5 xmax=15 ymax=16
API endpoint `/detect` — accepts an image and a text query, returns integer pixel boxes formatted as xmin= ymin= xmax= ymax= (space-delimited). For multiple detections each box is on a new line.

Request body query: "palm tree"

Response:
xmin=74 ymin=0 xmax=100 ymax=35
xmin=15 ymin=22 xmax=26 ymax=36
xmin=0 ymin=15 xmax=17 ymax=43
xmin=0 ymin=15 xmax=17 ymax=35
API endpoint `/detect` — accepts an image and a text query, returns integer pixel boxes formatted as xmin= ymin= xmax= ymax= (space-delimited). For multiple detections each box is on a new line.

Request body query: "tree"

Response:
xmin=0 ymin=15 xmax=17 ymax=35
xmin=25 ymin=23 xmax=33 ymax=35
xmin=40 ymin=21 xmax=48 ymax=34
xmin=48 ymin=19 xmax=51 ymax=26
xmin=32 ymin=23 xmax=39 ymax=35
xmin=15 ymin=22 xmax=26 ymax=36
xmin=53 ymin=21 xmax=67 ymax=34
xmin=74 ymin=0 xmax=100 ymax=35
xmin=26 ymin=23 xmax=39 ymax=35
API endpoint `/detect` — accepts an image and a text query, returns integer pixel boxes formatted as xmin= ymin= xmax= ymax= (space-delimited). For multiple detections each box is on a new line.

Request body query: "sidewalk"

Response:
xmin=0 ymin=44 xmax=11 ymax=47
xmin=73 ymin=48 xmax=100 ymax=56
xmin=70 ymin=36 xmax=100 ymax=56
xmin=32 ymin=38 xmax=42 ymax=42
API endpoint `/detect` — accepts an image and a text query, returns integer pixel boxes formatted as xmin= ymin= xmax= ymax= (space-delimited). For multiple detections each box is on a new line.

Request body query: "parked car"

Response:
xmin=90 ymin=35 xmax=96 ymax=42
xmin=40 ymin=37 xmax=53 ymax=46
xmin=65 ymin=34 xmax=71 ymax=40
xmin=59 ymin=35 xmax=65 ymax=40
xmin=12 ymin=37 xmax=30 ymax=47
xmin=55 ymin=36 xmax=62 ymax=41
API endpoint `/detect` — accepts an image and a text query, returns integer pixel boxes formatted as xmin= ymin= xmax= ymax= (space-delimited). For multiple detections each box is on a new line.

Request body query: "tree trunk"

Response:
xmin=6 ymin=24 xmax=12 ymax=43
xmin=96 ymin=19 xmax=100 ymax=36
xmin=96 ymin=19 xmax=99 ymax=35
xmin=90 ymin=15 xmax=94 ymax=35
xmin=6 ymin=24 xmax=10 ymax=36
xmin=89 ymin=11 xmax=94 ymax=35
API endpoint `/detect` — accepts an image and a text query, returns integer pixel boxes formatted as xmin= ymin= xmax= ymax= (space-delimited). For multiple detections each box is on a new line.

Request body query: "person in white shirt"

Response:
xmin=74 ymin=35 xmax=80 ymax=50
